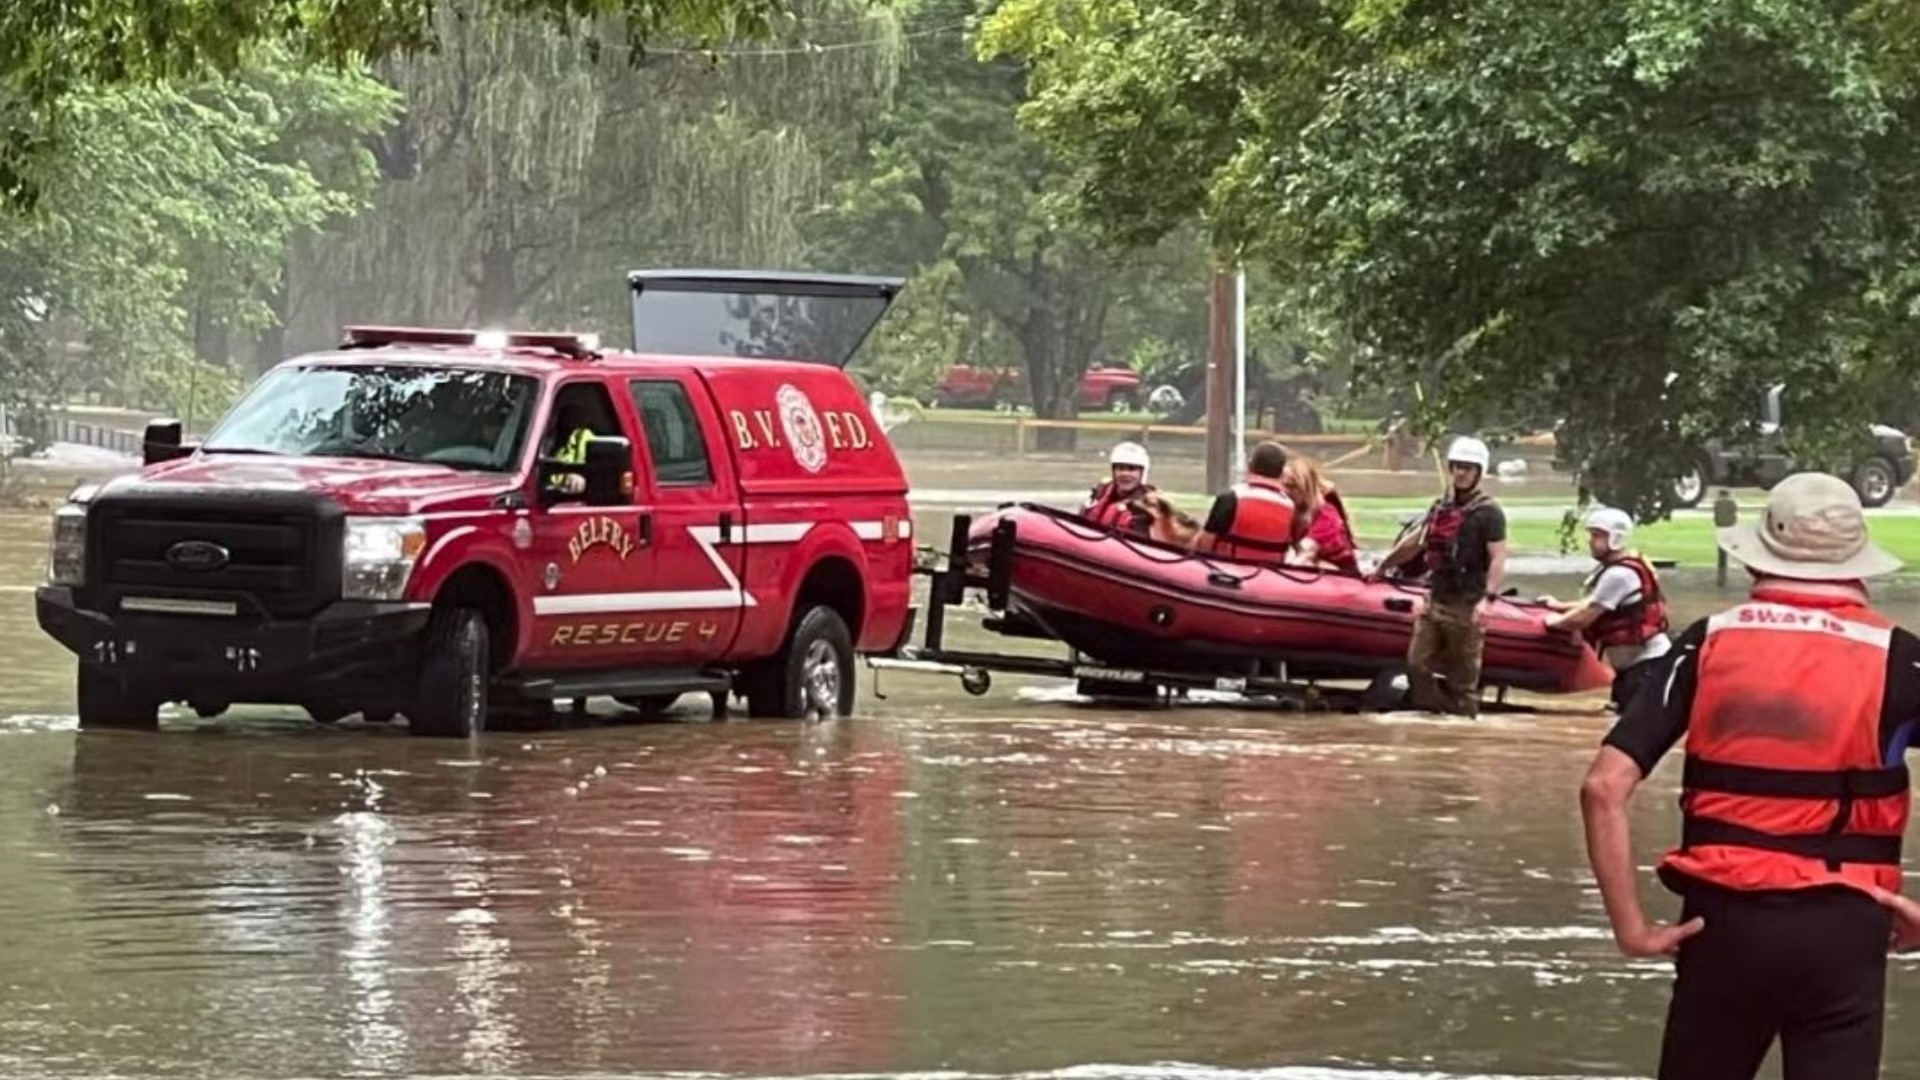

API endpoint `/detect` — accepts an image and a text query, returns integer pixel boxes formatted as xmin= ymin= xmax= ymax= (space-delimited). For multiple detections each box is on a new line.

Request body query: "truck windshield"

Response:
xmin=202 ymin=365 xmax=537 ymax=471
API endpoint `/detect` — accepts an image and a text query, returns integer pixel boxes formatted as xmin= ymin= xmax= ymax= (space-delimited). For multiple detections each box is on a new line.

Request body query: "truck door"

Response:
xmin=625 ymin=375 xmax=746 ymax=661
xmin=525 ymin=379 xmax=660 ymax=668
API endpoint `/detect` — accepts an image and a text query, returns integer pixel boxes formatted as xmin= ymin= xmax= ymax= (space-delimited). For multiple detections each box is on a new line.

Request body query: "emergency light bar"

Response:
xmin=341 ymin=325 xmax=602 ymax=358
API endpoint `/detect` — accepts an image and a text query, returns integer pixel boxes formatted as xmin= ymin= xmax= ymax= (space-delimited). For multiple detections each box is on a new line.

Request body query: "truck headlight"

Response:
xmin=47 ymin=502 xmax=87 ymax=586
xmin=343 ymin=516 xmax=427 ymax=601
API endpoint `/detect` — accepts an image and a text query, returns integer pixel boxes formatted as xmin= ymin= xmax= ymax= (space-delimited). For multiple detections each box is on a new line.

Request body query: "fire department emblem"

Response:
xmin=776 ymin=383 xmax=828 ymax=474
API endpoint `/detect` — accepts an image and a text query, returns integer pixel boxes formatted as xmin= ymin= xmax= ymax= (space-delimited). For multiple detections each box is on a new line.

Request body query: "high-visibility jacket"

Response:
xmin=1083 ymin=481 xmax=1154 ymax=535
xmin=1213 ymin=477 xmax=1296 ymax=564
xmin=1660 ymin=583 xmax=1910 ymax=896
xmin=1582 ymin=553 xmax=1670 ymax=650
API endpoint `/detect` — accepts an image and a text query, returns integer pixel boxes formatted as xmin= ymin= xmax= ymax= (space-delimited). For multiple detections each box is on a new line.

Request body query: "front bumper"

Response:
xmin=36 ymin=586 xmax=431 ymax=697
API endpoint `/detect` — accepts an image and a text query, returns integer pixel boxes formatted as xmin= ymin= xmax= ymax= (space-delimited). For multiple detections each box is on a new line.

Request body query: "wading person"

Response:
xmin=1579 ymin=472 xmax=1918 ymax=1080
xmin=1539 ymin=506 xmax=1671 ymax=712
xmin=1371 ymin=436 xmax=1507 ymax=716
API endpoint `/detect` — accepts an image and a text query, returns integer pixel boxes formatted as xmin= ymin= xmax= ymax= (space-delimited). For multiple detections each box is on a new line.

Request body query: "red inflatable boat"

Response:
xmin=964 ymin=503 xmax=1613 ymax=696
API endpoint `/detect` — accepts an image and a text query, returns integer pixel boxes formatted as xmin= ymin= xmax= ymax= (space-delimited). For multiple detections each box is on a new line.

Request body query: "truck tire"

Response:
xmin=1360 ymin=669 xmax=1411 ymax=712
xmin=747 ymin=606 xmax=854 ymax=720
xmin=1853 ymin=456 xmax=1899 ymax=509
xmin=76 ymin=667 xmax=160 ymax=731
xmin=1670 ymin=460 xmax=1709 ymax=510
xmin=1106 ymin=388 xmax=1139 ymax=413
xmin=408 ymin=607 xmax=488 ymax=738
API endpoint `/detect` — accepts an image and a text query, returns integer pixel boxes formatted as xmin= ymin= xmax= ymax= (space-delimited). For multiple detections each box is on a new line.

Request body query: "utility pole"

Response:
xmin=1205 ymin=266 xmax=1236 ymax=492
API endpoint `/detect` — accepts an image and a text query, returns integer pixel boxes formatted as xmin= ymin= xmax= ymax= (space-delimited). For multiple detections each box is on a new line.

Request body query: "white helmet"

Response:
xmin=1584 ymin=506 xmax=1634 ymax=552
xmin=1446 ymin=436 xmax=1490 ymax=470
xmin=1109 ymin=441 xmax=1150 ymax=472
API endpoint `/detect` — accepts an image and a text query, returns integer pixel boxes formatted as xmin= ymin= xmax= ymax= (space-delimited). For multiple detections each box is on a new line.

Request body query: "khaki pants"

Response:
xmin=1407 ymin=597 xmax=1484 ymax=716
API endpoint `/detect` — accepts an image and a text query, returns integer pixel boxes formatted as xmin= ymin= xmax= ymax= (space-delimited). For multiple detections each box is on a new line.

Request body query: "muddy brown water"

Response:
xmin=7 ymin=510 xmax=1920 ymax=1080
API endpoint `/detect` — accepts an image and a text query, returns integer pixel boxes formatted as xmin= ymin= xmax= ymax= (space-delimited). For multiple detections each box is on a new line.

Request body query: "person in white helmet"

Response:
xmin=1081 ymin=440 xmax=1157 ymax=535
xmin=1370 ymin=434 xmax=1508 ymax=716
xmin=1539 ymin=506 xmax=1673 ymax=711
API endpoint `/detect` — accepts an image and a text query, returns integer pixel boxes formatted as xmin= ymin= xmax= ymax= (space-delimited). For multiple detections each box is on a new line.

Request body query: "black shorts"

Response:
xmin=1658 ymin=880 xmax=1891 ymax=1080
xmin=1609 ymin=656 xmax=1663 ymax=712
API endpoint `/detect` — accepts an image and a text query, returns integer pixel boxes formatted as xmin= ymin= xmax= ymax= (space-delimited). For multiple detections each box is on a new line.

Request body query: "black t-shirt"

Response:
xmin=1428 ymin=494 xmax=1507 ymax=602
xmin=1602 ymin=616 xmax=1920 ymax=777
xmin=1202 ymin=491 xmax=1239 ymax=538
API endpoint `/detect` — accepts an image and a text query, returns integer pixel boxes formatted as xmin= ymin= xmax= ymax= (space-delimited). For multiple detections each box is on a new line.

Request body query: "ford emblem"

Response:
xmin=165 ymin=539 xmax=230 ymax=572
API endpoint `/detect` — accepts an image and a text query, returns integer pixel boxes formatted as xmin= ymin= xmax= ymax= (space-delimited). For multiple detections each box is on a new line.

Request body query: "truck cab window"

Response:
xmin=629 ymin=380 xmax=714 ymax=486
xmin=201 ymin=365 xmax=536 ymax=472
xmin=544 ymin=382 xmax=623 ymax=459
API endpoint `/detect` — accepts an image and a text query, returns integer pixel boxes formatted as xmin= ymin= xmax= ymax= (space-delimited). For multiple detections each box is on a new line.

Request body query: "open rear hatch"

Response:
xmin=627 ymin=270 xmax=904 ymax=368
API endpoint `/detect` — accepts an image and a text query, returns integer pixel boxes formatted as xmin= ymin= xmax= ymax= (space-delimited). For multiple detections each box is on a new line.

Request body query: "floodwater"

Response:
xmin=6 ymin=508 xmax=1920 ymax=1080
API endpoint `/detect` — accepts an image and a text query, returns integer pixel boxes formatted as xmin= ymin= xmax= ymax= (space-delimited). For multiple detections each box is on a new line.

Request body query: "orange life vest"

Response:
xmin=1084 ymin=481 xmax=1152 ymax=534
xmin=1421 ymin=490 xmax=1492 ymax=576
xmin=1582 ymin=553 xmax=1670 ymax=650
xmin=1661 ymin=582 xmax=1909 ymax=897
xmin=1214 ymin=477 xmax=1296 ymax=564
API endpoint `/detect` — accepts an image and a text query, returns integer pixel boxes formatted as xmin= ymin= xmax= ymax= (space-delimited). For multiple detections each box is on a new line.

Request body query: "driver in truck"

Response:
xmin=543 ymin=398 xmax=606 ymax=496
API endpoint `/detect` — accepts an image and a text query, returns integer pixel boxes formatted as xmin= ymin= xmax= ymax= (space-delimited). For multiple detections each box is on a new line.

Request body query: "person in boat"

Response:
xmin=1281 ymin=454 xmax=1360 ymax=574
xmin=1190 ymin=441 xmax=1298 ymax=564
xmin=1368 ymin=435 xmax=1507 ymax=717
xmin=1081 ymin=440 xmax=1156 ymax=536
xmin=1579 ymin=472 xmax=1918 ymax=1080
xmin=1538 ymin=506 xmax=1672 ymax=712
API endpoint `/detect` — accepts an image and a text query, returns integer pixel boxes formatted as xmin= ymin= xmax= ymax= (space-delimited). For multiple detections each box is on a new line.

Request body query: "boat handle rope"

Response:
xmin=1019 ymin=502 xmax=1551 ymax=609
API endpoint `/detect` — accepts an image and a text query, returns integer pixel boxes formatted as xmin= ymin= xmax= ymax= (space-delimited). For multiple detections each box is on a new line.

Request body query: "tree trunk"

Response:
xmin=192 ymin=300 xmax=230 ymax=367
xmin=255 ymin=267 xmax=290 ymax=375
xmin=1022 ymin=308 xmax=1080 ymax=452
xmin=474 ymin=239 xmax=521 ymax=327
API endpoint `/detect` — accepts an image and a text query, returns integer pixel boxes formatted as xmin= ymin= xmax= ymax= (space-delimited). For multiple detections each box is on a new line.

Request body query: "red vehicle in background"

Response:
xmin=930 ymin=364 xmax=1142 ymax=412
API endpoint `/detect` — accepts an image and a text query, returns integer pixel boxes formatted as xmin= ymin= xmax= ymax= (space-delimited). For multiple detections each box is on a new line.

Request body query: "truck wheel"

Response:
xmin=408 ymin=607 xmax=488 ymax=738
xmin=1670 ymin=461 xmax=1708 ymax=510
xmin=1360 ymin=669 xmax=1411 ymax=712
xmin=1853 ymin=456 xmax=1899 ymax=508
xmin=748 ymin=606 xmax=854 ymax=720
xmin=1106 ymin=389 xmax=1138 ymax=413
xmin=76 ymin=667 xmax=160 ymax=731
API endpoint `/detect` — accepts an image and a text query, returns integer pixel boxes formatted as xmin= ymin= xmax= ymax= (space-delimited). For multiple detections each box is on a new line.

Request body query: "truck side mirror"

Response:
xmin=582 ymin=436 xmax=633 ymax=507
xmin=142 ymin=419 xmax=190 ymax=465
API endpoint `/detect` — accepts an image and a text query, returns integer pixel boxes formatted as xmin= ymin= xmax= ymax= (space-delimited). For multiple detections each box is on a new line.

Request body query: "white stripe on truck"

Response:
xmin=530 ymin=518 xmax=900 ymax=616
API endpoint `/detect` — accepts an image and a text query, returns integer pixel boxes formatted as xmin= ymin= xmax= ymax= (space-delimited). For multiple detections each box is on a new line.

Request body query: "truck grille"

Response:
xmin=87 ymin=497 xmax=344 ymax=619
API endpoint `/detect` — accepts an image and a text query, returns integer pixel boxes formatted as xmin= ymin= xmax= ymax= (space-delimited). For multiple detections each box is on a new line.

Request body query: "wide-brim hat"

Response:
xmin=1715 ymin=472 xmax=1902 ymax=581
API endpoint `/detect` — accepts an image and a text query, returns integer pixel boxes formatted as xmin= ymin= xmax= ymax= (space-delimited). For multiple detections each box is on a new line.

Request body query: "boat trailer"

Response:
xmin=865 ymin=512 xmax=1542 ymax=715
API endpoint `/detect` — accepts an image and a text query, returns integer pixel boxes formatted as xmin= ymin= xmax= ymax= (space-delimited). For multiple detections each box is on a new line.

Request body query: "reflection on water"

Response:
xmin=10 ymin=705 xmax=1890 ymax=1080
xmin=4 ymin=509 xmax=1920 ymax=1079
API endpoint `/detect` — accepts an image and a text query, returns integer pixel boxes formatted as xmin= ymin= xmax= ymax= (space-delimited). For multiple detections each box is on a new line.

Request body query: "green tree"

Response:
xmin=0 ymin=50 xmax=398 ymax=426
xmin=814 ymin=0 xmax=1199 ymax=447
xmin=0 ymin=0 xmax=805 ymax=211
xmin=986 ymin=0 xmax=1920 ymax=519
xmin=279 ymin=0 xmax=900 ymax=357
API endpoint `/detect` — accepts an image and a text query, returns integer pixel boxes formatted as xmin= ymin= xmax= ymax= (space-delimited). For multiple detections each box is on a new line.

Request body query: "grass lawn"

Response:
xmin=904 ymin=405 xmax=1384 ymax=434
